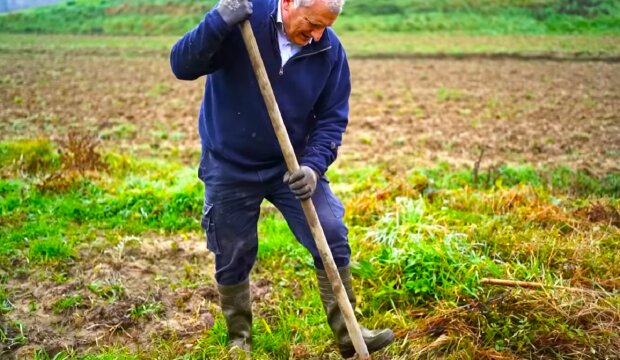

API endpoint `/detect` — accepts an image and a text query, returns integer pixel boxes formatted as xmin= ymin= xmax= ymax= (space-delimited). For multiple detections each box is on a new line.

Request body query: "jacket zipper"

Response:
xmin=279 ymin=46 xmax=332 ymax=76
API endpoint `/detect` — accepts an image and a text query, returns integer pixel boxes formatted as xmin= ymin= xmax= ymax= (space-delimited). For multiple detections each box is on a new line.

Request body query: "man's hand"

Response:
xmin=216 ymin=0 xmax=253 ymax=27
xmin=284 ymin=166 xmax=319 ymax=200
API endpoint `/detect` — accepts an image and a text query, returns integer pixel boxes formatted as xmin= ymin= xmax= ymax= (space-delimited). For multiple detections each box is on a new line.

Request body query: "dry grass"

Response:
xmin=408 ymin=289 xmax=620 ymax=359
xmin=37 ymin=131 xmax=107 ymax=192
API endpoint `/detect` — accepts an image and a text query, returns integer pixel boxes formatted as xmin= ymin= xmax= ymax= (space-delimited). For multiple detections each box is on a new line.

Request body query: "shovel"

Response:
xmin=238 ymin=21 xmax=371 ymax=360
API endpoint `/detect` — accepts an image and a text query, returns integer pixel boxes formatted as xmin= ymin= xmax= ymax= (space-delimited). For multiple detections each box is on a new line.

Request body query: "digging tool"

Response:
xmin=238 ymin=21 xmax=371 ymax=360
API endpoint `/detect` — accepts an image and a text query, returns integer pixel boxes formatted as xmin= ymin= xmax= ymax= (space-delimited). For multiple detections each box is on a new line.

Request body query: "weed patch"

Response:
xmin=0 ymin=139 xmax=60 ymax=176
xmin=51 ymin=294 xmax=83 ymax=314
xmin=29 ymin=238 xmax=74 ymax=262
xmin=0 ymin=286 xmax=12 ymax=313
xmin=356 ymin=197 xmax=500 ymax=307
xmin=0 ymin=320 xmax=27 ymax=354
xmin=128 ymin=301 xmax=164 ymax=320
xmin=88 ymin=279 xmax=126 ymax=302
xmin=0 ymin=144 xmax=203 ymax=263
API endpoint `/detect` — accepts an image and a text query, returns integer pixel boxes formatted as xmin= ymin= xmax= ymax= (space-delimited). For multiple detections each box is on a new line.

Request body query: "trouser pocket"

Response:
xmin=201 ymin=203 xmax=221 ymax=254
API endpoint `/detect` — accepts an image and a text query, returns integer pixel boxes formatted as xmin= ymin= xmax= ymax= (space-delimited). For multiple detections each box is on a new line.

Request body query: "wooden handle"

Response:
xmin=239 ymin=21 xmax=371 ymax=359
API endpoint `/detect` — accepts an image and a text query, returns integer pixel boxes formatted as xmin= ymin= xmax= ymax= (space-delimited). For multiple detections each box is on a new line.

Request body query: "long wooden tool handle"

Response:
xmin=239 ymin=21 xmax=370 ymax=359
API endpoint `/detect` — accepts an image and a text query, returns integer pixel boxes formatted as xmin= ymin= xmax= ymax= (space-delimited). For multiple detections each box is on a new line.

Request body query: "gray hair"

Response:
xmin=293 ymin=0 xmax=345 ymax=14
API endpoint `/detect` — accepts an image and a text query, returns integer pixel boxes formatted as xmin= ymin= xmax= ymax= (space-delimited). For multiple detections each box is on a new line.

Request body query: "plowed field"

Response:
xmin=1 ymin=52 xmax=618 ymax=174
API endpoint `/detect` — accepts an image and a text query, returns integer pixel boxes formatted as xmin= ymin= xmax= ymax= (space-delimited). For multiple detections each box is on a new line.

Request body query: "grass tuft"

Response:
xmin=129 ymin=301 xmax=164 ymax=320
xmin=0 ymin=139 xmax=60 ymax=176
xmin=28 ymin=238 xmax=74 ymax=261
xmin=51 ymin=294 xmax=83 ymax=314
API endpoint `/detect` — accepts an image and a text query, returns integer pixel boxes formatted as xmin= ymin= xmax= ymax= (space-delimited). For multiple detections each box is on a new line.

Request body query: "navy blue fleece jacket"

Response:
xmin=170 ymin=0 xmax=351 ymax=176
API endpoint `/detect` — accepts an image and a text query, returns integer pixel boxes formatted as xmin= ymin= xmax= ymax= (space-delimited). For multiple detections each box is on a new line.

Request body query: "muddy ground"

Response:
xmin=1 ymin=50 xmax=619 ymax=358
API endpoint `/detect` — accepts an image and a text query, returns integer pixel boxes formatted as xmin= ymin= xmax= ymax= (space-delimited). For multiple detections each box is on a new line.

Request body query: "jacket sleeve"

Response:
xmin=170 ymin=8 xmax=231 ymax=80
xmin=300 ymin=44 xmax=351 ymax=176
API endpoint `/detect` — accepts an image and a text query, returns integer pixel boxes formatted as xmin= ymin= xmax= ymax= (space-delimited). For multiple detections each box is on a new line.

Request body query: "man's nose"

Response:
xmin=311 ymin=28 xmax=325 ymax=42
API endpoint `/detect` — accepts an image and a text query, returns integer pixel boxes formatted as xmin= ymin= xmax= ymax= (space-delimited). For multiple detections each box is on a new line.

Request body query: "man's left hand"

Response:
xmin=284 ymin=166 xmax=319 ymax=200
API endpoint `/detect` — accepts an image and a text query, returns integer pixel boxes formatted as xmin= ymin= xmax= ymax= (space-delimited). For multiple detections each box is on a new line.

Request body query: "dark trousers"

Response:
xmin=199 ymin=151 xmax=351 ymax=286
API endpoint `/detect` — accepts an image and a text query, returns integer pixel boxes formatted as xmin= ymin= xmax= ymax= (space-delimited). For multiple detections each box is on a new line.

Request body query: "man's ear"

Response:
xmin=282 ymin=0 xmax=292 ymax=11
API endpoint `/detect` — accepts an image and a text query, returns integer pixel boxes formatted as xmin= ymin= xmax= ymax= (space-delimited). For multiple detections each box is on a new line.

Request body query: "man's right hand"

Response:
xmin=216 ymin=0 xmax=253 ymax=27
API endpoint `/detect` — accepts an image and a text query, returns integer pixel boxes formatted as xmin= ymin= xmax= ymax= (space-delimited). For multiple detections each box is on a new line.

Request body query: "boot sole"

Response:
xmin=339 ymin=332 xmax=395 ymax=358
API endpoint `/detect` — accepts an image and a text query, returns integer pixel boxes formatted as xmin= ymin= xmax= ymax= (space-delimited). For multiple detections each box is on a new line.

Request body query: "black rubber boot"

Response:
xmin=218 ymin=279 xmax=252 ymax=359
xmin=317 ymin=266 xmax=395 ymax=358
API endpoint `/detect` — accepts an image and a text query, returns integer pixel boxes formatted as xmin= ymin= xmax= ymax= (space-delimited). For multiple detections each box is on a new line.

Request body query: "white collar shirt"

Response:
xmin=276 ymin=0 xmax=303 ymax=67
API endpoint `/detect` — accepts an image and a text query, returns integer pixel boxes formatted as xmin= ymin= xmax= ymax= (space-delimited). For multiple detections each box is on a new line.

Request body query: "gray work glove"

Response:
xmin=284 ymin=166 xmax=319 ymax=200
xmin=216 ymin=0 xmax=253 ymax=27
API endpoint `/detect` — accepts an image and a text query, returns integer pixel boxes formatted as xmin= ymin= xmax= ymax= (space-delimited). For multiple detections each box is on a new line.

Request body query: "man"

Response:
xmin=170 ymin=0 xmax=394 ymax=357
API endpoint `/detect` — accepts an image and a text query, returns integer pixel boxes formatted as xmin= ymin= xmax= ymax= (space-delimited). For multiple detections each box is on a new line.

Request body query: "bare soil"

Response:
xmin=0 ymin=53 xmax=618 ymax=174
xmin=3 ymin=235 xmax=212 ymax=358
xmin=2 ymin=233 xmax=278 ymax=359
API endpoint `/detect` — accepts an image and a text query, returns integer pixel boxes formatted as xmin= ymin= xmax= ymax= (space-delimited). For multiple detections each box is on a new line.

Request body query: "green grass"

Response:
xmin=0 ymin=139 xmax=204 ymax=265
xmin=128 ymin=301 xmax=165 ymax=320
xmin=1 ymin=138 xmax=619 ymax=358
xmin=28 ymin=238 xmax=74 ymax=261
xmin=51 ymin=295 xmax=83 ymax=314
xmin=335 ymin=2 xmax=620 ymax=34
xmin=87 ymin=280 xmax=126 ymax=301
xmin=412 ymin=162 xmax=620 ymax=196
xmin=361 ymin=197 xmax=501 ymax=306
xmin=0 ymin=177 xmax=203 ymax=255
xmin=0 ymin=0 xmax=619 ymax=35
xmin=257 ymin=214 xmax=314 ymax=270
xmin=0 ymin=320 xmax=27 ymax=352
xmin=0 ymin=286 xmax=11 ymax=313
xmin=2 ymin=138 xmax=616 ymax=266
xmin=2 ymin=32 xmax=619 ymax=59
xmin=0 ymin=138 xmax=60 ymax=175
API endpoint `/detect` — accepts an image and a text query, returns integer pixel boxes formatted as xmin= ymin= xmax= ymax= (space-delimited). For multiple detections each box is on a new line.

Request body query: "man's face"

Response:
xmin=282 ymin=0 xmax=338 ymax=46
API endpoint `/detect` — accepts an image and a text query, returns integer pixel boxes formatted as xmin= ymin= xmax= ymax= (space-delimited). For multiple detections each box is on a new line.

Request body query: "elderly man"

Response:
xmin=170 ymin=0 xmax=394 ymax=357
